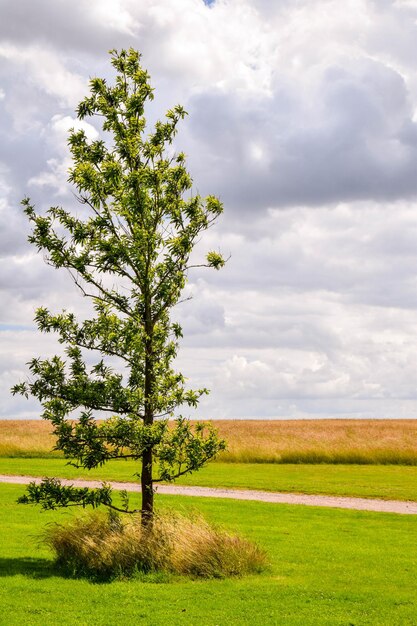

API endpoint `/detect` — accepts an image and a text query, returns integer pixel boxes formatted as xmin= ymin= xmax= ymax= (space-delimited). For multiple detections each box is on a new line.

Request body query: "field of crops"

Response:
xmin=2 ymin=418 xmax=417 ymax=464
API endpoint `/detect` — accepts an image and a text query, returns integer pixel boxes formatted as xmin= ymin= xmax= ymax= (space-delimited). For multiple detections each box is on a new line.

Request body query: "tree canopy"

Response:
xmin=13 ymin=48 xmax=226 ymax=524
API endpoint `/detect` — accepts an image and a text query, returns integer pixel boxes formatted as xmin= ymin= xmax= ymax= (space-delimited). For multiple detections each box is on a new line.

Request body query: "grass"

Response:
xmin=0 ymin=420 xmax=59 ymax=458
xmin=214 ymin=419 xmax=417 ymax=465
xmin=1 ymin=457 xmax=417 ymax=501
xmin=3 ymin=419 xmax=417 ymax=464
xmin=1 ymin=482 xmax=417 ymax=625
xmin=45 ymin=509 xmax=267 ymax=580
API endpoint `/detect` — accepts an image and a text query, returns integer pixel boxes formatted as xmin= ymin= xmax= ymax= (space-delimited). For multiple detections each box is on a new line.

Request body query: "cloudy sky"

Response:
xmin=0 ymin=0 xmax=416 ymax=420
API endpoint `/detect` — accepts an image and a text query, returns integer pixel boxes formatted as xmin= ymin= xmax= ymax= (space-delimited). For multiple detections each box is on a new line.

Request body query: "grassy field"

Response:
xmin=2 ymin=419 xmax=417 ymax=464
xmin=2 ymin=457 xmax=417 ymax=501
xmin=3 ymin=421 xmax=416 ymax=624
xmin=1 ymin=482 xmax=416 ymax=625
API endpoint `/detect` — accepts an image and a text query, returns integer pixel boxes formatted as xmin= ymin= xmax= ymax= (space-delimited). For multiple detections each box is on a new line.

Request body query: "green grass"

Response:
xmin=1 ymin=457 xmax=417 ymax=501
xmin=6 ymin=447 xmax=417 ymax=465
xmin=1 ymin=483 xmax=417 ymax=625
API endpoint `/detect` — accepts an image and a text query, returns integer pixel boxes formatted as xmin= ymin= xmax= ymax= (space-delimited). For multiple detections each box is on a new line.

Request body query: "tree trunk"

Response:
xmin=142 ymin=293 xmax=154 ymax=527
xmin=141 ymin=447 xmax=153 ymax=526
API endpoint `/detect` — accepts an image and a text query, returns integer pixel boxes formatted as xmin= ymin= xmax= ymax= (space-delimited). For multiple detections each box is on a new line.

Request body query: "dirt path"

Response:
xmin=1 ymin=474 xmax=417 ymax=515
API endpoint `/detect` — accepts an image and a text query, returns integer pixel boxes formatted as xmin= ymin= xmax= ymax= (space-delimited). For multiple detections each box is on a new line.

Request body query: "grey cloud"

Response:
xmin=0 ymin=0 xmax=137 ymax=54
xmin=0 ymin=204 xmax=29 ymax=258
xmin=1 ymin=0 xmax=417 ymax=420
xmin=174 ymin=295 xmax=225 ymax=336
xmin=189 ymin=203 xmax=417 ymax=312
xmin=185 ymin=59 xmax=417 ymax=211
xmin=181 ymin=303 xmax=344 ymax=355
xmin=367 ymin=0 xmax=417 ymax=70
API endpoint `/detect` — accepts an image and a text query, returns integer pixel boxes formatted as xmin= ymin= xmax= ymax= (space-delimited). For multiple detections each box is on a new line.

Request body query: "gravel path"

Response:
xmin=1 ymin=474 xmax=417 ymax=515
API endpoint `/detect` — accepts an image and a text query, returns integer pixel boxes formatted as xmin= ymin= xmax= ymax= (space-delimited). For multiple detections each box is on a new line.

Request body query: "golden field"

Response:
xmin=1 ymin=419 xmax=417 ymax=464
xmin=213 ymin=419 xmax=417 ymax=464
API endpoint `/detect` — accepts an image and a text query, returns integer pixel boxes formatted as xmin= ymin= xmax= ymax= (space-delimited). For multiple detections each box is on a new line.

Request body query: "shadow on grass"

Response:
xmin=0 ymin=557 xmax=55 ymax=579
xmin=0 ymin=557 xmax=175 ymax=584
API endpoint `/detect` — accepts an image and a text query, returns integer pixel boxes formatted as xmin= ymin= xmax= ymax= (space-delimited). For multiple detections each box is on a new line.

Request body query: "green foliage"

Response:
xmin=17 ymin=477 xmax=126 ymax=513
xmin=12 ymin=48 xmax=226 ymax=519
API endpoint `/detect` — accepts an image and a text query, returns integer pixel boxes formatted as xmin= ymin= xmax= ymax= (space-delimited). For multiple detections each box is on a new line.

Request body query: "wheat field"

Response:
xmin=212 ymin=419 xmax=417 ymax=464
xmin=1 ymin=419 xmax=417 ymax=464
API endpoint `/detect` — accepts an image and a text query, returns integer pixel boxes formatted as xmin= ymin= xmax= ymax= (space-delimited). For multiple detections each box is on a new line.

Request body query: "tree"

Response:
xmin=13 ymin=48 xmax=226 ymax=526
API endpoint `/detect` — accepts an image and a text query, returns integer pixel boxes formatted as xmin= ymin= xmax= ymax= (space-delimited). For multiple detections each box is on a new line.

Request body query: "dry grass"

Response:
xmin=44 ymin=509 xmax=268 ymax=580
xmin=0 ymin=420 xmax=61 ymax=457
xmin=2 ymin=419 xmax=417 ymax=464
xmin=211 ymin=419 xmax=417 ymax=464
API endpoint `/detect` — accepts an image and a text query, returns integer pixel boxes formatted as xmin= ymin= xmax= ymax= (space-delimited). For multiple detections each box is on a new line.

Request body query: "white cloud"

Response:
xmin=90 ymin=0 xmax=138 ymax=35
xmin=0 ymin=43 xmax=86 ymax=108
xmin=1 ymin=0 xmax=417 ymax=419
xmin=28 ymin=114 xmax=99 ymax=194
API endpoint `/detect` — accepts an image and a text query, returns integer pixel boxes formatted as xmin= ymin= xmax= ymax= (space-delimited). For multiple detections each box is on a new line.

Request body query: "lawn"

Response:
xmin=1 ymin=457 xmax=417 ymax=501
xmin=0 ymin=483 xmax=416 ymax=625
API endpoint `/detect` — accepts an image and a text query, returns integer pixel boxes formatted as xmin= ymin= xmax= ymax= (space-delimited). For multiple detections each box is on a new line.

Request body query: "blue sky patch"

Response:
xmin=0 ymin=324 xmax=34 ymax=332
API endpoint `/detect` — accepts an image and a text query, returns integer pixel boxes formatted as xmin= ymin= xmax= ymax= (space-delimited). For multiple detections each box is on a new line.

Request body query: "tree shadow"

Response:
xmin=0 ymin=557 xmax=55 ymax=579
xmin=0 ymin=557 xmax=173 ymax=584
xmin=0 ymin=557 xmax=125 ymax=584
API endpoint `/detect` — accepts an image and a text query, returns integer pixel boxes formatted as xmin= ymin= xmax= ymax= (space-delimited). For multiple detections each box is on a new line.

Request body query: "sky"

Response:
xmin=0 ymin=0 xmax=416 ymax=420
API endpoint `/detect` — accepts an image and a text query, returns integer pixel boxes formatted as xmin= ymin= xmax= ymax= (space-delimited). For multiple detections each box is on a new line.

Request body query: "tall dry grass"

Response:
xmin=0 ymin=420 xmax=61 ymax=457
xmin=211 ymin=419 xmax=417 ymax=465
xmin=44 ymin=509 xmax=268 ymax=580
xmin=2 ymin=419 xmax=417 ymax=464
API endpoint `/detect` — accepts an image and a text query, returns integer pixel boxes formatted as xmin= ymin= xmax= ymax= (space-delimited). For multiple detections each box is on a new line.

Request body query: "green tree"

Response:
xmin=13 ymin=48 xmax=226 ymax=525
